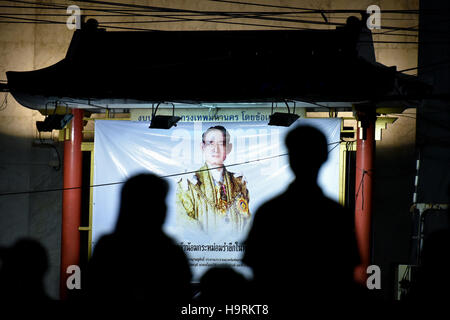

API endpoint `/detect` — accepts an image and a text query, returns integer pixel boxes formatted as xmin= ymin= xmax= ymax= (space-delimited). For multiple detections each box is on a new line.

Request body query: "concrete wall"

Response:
xmin=0 ymin=0 xmax=419 ymax=299
xmin=373 ymin=109 xmax=417 ymax=299
xmin=0 ymin=3 xmax=71 ymax=299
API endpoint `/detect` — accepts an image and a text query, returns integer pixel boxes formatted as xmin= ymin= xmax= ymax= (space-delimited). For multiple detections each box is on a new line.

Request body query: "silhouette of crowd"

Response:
xmin=1 ymin=125 xmax=448 ymax=319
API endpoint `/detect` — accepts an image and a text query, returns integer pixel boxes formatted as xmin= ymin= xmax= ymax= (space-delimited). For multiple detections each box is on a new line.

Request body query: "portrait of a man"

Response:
xmin=176 ymin=125 xmax=251 ymax=234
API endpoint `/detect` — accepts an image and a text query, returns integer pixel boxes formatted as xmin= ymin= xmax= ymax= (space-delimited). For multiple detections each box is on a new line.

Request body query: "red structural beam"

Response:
xmin=354 ymin=111 xmax=376 ymax=285
xmin=60 ymin=108 xmax=83 ymax=300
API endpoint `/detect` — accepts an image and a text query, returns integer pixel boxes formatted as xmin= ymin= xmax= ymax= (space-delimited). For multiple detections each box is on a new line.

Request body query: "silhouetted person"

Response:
xmin=86 ymin=174 xmax=192 ymax=317
xmin=198 ymin=265 xmax=250 ymax=304
xmin=243 ymin=125 xmax=360 ymax=318
xmin=194 ymin=266 xmax=252 ymax=320
xmin=0 ymin=238 xmax=52 ymax=315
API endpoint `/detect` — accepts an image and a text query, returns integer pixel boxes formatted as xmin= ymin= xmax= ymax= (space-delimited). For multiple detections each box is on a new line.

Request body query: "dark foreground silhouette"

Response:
xmin=86 ymin=173 xmax=192 ymax=317
xmin=4 ymin=127 xmax=444 ymax=319
xmin=243 ymin=125 xmax=362 ymax=318
xmin=0 ymin=238 xmax=60 ymax=317
xmin=403 ymin=229 xmax=450 ymax=318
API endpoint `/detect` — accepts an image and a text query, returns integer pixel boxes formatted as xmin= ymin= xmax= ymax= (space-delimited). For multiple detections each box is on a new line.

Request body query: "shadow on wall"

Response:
xmin=373 ymin=139 xmax=417 ymax=300
xmin=0 ymin=131 xmax=64 ymax=299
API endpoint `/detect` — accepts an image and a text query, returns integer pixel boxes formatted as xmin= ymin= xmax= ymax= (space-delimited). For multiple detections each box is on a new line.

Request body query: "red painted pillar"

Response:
xmin=60 ymin=108 xmax=84 ymax=300
xmin=354 ymin=111 xmax=376 ymax=285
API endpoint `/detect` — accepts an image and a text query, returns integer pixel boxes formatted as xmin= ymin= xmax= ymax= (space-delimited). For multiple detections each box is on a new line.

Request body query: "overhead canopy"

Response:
xmin=5 ymin=18 xmax=429 ymax=111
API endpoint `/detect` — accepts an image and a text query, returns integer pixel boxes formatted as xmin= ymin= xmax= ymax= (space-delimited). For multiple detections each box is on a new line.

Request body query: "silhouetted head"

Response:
xmin=285 ymin=125 xmax=328 ymax=182
xmin=0 ymin=238 xmax=48 ymax=299
xmin=9 ymin=239 xmax=48 ymax=277
xmin=346 ymin=16 xmax=362 ymax=30
xmin=115 ymin=173 xmax=169 ymax=235
xmin=199 ymin=266 xmax=248 ymax=303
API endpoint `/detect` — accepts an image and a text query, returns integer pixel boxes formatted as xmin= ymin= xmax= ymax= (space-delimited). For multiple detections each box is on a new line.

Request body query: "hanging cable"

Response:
xmin=0 ymin=137 xmax=344 ymax=197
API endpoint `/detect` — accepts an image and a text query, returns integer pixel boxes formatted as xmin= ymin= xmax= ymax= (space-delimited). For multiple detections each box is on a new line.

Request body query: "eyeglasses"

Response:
xmin=202 ymin=140 xmax=227 ymax=148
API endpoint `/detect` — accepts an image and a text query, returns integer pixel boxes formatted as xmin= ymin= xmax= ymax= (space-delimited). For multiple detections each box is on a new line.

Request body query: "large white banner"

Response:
xmin=93 ymin=119 xmax=341 ymax=280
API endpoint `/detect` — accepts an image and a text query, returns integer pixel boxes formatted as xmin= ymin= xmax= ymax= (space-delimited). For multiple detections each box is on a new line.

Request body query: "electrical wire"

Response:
xmin=355 ymin=168 xmax=373 ymax=210
xmin=0 ymin=11 xmax=315 ymax=30
xmin=1 ymin=0 xmax=432 ymax=16
xmin=328 ymin=140 xmax=342 ymax=153
xmin=74 ymin=1 xmax=333 ymax=30
xmin=0 ymin=138 xmax=343 ymax=197
xmin=37 ymin=131 xmax=62 ymax=171
xmin=0 ymin=4 xmax=416 ymax=17
xmin=0 ymin=17 xmax=423 ymax=38
xmin=0 ymin=0 xmax=429 ymax=34
xmin=1 ymin=0 xmax=445 ymax=40
xmin=0 ymin=14 xmax=67 ymax=24
xmin=0 ymin=9 xmax=423 ymax=27
xmin=0 ymin=12 xmax=419 ymax=33
xmin=71 ymin=0 xmax=422 ymax=32
xmin=398 ymin=58 xmax=450 ymax=73
xmin=0 ymin=152 xmax=287 ymax=196
xmin=0 ymin=0 xmax=434 ymax=18
xmin=210 ymin=0 xmax=422 ymax=15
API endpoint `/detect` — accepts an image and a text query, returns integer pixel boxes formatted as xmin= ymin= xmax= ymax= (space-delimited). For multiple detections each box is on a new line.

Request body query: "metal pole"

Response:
xmin=60 ymin=108 xmax=83 ymax=300
xmin=354 ymin=110 xmax=376 ymax=284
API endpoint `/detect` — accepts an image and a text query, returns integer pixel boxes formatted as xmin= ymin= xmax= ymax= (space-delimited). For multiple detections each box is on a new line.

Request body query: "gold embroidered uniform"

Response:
xmin=176 ymin=164 xmax=250 ymax=234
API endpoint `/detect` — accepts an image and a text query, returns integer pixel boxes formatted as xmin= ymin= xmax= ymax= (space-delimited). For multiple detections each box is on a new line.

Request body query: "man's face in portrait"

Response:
xmin=202 ymin=129 xmax=232 ymax=167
